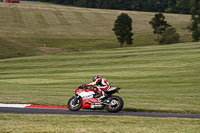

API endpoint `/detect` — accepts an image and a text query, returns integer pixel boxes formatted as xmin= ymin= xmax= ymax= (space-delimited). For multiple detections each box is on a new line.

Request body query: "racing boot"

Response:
xmin=98 ymin=91 xmax=108 ymax=102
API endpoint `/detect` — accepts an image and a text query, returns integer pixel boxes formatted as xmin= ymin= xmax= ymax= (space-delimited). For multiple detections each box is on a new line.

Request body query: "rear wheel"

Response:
xmin=67 ymin=96 xmax=82 ymax=111
xmin=105 ymin=96 xmax=124 ymax=113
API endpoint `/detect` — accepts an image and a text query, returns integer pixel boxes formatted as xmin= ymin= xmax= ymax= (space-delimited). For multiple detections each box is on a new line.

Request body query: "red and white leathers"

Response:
xmin=86 ymin=78 xmax=111 ymax=101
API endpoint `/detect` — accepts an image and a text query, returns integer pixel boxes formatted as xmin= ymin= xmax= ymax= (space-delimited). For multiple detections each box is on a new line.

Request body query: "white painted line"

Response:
xmin=0 ymin=103 xmax=31 ymax=108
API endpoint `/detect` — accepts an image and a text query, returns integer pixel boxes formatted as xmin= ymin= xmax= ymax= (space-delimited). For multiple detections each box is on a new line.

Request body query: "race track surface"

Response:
xmin=0 ymin=107 xmax=200 ymax=119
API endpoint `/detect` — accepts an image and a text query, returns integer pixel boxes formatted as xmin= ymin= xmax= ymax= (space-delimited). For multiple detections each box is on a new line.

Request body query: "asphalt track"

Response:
xmin=0 ymin=107 xmax=200 ymax=119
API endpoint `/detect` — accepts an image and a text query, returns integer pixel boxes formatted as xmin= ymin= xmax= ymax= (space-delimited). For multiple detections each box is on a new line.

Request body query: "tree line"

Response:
xmin=39 ymin=0 xmax=200 ymax=14
xmin=113 ymin=12 xmax=180 ymax=47
xmin=114 ymin=6 xmax=200 ymax=48
xmin=111 ymin=0 xmax=200 ymax=47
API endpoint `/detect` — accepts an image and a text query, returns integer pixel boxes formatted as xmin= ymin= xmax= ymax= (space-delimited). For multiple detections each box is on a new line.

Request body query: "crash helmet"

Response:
xmin=93 ymin=75 xmax=100 ymax=82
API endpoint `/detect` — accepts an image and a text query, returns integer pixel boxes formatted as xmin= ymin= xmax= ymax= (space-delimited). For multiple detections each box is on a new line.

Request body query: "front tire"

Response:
xmin=105 ymin=96 xmax=124 ymax=113
xmin=67 ymin=96 xmax=82 ymax=111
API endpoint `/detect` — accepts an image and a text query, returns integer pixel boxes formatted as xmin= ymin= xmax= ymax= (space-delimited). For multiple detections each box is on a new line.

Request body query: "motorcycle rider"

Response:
xmin=82 ymin=75 xmax=111 ymax=102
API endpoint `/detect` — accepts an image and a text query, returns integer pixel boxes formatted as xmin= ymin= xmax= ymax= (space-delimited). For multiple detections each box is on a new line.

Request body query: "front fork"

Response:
xmin=73 ymin=95 xmax=79 ymax=106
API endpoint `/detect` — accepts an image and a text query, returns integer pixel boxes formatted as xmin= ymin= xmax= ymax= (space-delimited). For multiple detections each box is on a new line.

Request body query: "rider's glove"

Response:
xmin=82 ymin=84 xmax=87 ymax=88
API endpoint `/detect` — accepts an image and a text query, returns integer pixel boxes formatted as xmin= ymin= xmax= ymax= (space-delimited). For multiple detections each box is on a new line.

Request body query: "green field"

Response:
xmin=0 ymin=1 xmax=192 ymax=59
xmin=0 ymin=42 xmax=200 ymax=114
xmin=0 ymin=114 xmax=200 ymax=133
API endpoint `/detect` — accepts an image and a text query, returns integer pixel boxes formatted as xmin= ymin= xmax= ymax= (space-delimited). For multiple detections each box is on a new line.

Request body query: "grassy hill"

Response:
xmin=0 ymin=42 xmax=199 ymax=114
xmin=0 ymin=1 xmax=192 ymax=59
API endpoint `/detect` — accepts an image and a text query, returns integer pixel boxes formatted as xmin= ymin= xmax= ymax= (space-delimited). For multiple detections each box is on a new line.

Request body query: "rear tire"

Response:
xmin=105 ymin=96 xmax=124 ymax=113
xmin=67 ymin=96 xmax=82 ymax=111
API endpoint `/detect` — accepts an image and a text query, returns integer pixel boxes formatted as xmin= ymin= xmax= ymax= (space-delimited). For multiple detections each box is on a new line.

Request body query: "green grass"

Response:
xmin=0 ymin=42 xmax=200 ymax=114
xmin=0 ymin=1 xmax=192 ymax=58
xmin=0 ymin=114 xmax=200 ymax=133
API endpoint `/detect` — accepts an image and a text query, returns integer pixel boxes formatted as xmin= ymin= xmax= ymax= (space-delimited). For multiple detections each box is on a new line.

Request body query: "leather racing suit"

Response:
xmin=86 ymin=77 xmax=111 ymax=101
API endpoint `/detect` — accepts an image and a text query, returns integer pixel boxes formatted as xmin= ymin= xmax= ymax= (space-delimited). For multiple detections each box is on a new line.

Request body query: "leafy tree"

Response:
xmin=149 ymin=12 xmax=171 ymax=40
xmin=168 ymin=0 xmax=177 ymax=9
xmin=176 ymin=0 xmax=191 ymax=14
xmin=165 ymin=0 xmax=177 ymax=13
xmin=131 ymin=0 xmax=143 ymax=11
xmin=101 ymin=0 xmax=109 ymax=9
xmin=143 ymin=0 xmax=168 ymax=12
xmin=96 ymin=0 xmax=103 ymax=8
xmin=190 ymin=18 xmax=200 ymax=41
xmin=159 ymin=27 xmax=180 ymax=44
xmin=113 ymin=13 xmax=134 ymax=48
xmin=188 ymin=0 xmax=200 ymax=41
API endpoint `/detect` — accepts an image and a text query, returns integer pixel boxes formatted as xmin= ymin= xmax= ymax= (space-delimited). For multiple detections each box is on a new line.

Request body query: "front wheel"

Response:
xmin=67 ymin=96 xmax=82 ymax=111
xmin=105 ymin=96 xmax=124 ymax=113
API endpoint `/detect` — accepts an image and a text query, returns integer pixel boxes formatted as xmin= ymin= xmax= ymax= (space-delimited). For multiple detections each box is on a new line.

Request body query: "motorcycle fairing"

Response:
xmin=76 ymin=90 xmax=101 ymax=109
xmin=82 ymin=97 xmax=100 ymax=108
xmin=78 ymin=91 xmax=95 ymax=98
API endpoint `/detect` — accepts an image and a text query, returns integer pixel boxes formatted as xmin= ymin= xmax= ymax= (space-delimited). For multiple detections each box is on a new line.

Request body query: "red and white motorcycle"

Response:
xmin=67 ymin=86 xmax=124 ymax=112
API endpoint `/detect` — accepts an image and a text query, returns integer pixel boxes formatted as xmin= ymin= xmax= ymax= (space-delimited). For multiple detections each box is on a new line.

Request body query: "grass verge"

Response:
xmin=0 ymin=42 xmax=200 ymax=114
xmin=0 ymin=113 xmax=200 ymax=133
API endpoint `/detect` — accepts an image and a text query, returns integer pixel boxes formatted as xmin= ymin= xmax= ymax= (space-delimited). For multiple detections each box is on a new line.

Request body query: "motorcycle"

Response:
xmin=67 ymin=85 xmax=124 ymax=112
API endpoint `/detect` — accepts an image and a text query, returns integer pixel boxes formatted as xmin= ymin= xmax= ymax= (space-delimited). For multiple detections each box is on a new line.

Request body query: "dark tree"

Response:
xmin=143 ymin=0 xmax=168 ymax=12
xmin=176 ymin=0 xmax=191 ymax=14
xmin=166 ymin=0 xmax=177 ymax=13
xmin=190 ymin=18 xmax=200 ymax=41
xmin=188 ymin=0 xmax=200 ymax=41
xmin=113 ymin=13 xmax=134 ymax=48
xmin=149 ymin=12 xmax=171 ymax=40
